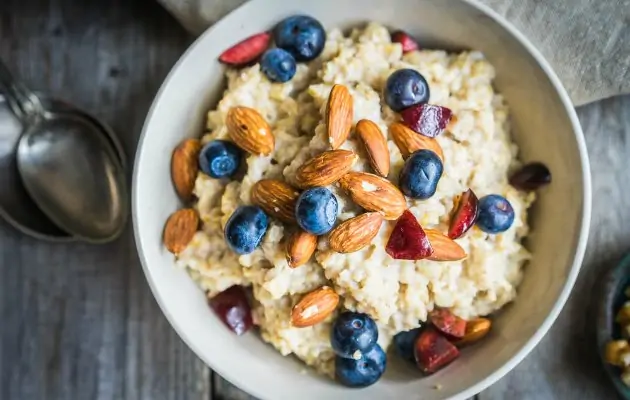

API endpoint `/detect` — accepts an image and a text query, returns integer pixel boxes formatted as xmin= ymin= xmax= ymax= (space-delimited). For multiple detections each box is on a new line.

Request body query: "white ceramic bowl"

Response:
xmin=133 ymin=0 xmax=591 ymax=398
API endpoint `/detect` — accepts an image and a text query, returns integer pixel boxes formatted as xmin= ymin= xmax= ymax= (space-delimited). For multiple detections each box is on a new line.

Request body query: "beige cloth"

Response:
xmin=158 ymin=0 xmax=629 ymax=106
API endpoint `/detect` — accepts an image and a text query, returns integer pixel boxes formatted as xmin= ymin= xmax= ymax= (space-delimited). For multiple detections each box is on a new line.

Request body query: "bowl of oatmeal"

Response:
xmin=132 ymin=0 xmax=590 ymax=398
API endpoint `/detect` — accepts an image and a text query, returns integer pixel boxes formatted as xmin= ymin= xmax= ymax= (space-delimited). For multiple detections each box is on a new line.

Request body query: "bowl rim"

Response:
xmin=132 ymin=0 xmax=592 ymax=398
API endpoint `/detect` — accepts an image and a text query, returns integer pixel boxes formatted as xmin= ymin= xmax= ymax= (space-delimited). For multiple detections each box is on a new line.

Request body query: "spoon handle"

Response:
xmin=0 ymin=59 xmax=43 ymax=122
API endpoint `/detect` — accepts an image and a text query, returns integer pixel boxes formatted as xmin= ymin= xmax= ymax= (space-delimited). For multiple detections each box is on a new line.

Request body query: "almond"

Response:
xmin=286 ymin=230 xmax=318 ymax=268
xmin=295 ymin=150 xmax=358 ymax=189
xmin=326 ymin=84 xmax=353 ymax=149
xmin=424 ymin=229 xmax=467 ymax=261
xmin=171 ymin=139 xmax=201 ymax=201
xmin=226 ymin=106 xmax=274 ymax=155
xmin=356 ymin=119 xmax=390 ymax=177
xmin=251 ymin=179 xmax=299 ymax=224
xmin=389 ymin=122 xmax=444 ymax=161
xmin=329 ymin=212 xmax=384 ymax=253
xmin=338 ymin=172 xmax=407 ymax=220
xmin=163 ymin=208 xmax=199 ymax=254
xmin=456 ymin=318 xmax=491 ymax=346
xmin=291 ymin=286 xmax=339 ymax=327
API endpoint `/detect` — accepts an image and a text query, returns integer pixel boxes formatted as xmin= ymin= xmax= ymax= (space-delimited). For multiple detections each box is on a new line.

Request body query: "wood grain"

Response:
xmin=1 ymin=0 xmax=629 ymax=399
xmin=0 ymin=0 xmax=210 ymax=399
xmin=213 ymin=376 xmax=257 ymax=400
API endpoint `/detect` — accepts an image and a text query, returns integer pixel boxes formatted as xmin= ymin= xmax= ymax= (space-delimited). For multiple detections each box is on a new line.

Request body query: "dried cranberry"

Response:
xmin=209 ymin=285 xmax=253 ymax=335
xmin=219 ymin=32 xmax=271 ymax=66
xmin=391 ymin=30 xmax=419 ymax=53
xmin=414 ymin=327 xmax=460 ymax=374
xmin=509 ymin=162 xmax=551 ymax=191
xmin=429 ymin=308 xmax=467 ymax=338
xmin=401 ymin=104 xmax=453 ymax=138
xmin=385 ymin=210 xmax=434 ymax=260
xmin=448 ymin=189 xmax=479 ymax=239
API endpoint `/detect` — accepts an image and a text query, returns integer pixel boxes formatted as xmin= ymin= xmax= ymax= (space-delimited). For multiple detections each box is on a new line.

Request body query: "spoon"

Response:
xmin=0 ymin=60 xmax=128 ymax=243
xmin=0 ymin=94 xmax=72 ymax=241
xmin=0 ymin=94 xmax=127 ymax=242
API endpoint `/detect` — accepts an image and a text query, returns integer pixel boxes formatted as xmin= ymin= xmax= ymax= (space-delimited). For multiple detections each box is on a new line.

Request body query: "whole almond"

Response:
xmin=356 ymin=119 xmax=390 ymax=177
xmin=226 ymin=106 xmax=274 ymax=155
xmin=389 ymin=122 xmax=444 ymax=161
xmin=456 ymin=318 xmax=491 ymax=346
xmin=326 ymin=84 xmax=353 ymax=149
xmin=338 ymin=172 xmax=407 ymax=220
xmin=425 ymin=229 xmax=467 ymax=261
xmin=251 ymin=179 xmax=300 ymax=224
xmin=163 ymin=208 xmax=199 ymax=254
xmin=329 ymin=212 xmax=384 ymax=253
xmin=171 ymin=139 xmax=201 ymax=201
xmin=291 ymin=286 xmax=339 ymax=327
xmin=286 ymin=230 xmax=318 ymax=268
xmin=295 ymin=150 xmax=358 ymax=189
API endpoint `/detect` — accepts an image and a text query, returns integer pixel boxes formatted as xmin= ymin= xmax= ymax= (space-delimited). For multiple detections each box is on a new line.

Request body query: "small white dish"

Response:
xmin=132 ymin=0 xmax=591 ymax=398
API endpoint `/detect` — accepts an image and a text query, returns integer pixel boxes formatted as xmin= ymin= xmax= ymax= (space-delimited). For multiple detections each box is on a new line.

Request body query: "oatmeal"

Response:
xmin=169 ymin=21 xmax=535 ymax=380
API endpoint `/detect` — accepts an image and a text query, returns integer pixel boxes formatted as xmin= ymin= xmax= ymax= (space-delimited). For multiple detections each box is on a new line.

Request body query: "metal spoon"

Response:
xmin=0 ymin=94 xmax=127 ymax=242
xmin=0 ymin=60 xmax=128 ymax=243
xmin=0 ymin=94 xmax=73 ymax=241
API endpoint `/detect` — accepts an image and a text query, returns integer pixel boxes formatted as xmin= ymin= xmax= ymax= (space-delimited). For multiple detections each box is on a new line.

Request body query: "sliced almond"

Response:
xmin=226 ymin=106 xmax=274 ymax=155
xmin=326 ymin=84 xmax=353 ymax=149
xmin=251 ymin=179 xmax=299 ymax=224
xmin=329 ymin=212 xmax=384 ymax=253
xmin=356 ymin=119 xmax=390 ymax=177
xmin=389 ymin=122 xmax=444 ymax=161
xmin=291 ymin=286 xmax=339 ymax=327
xmin=424 ymin=229 xmax=467 ymax=261
xmin=295 ymin=149 xmax=358 ymax=189
xmin=338 ymin=171 xmax=407 ymax=220
xmin=171 ymin=139 xmax=201 ymax=201
xmin=456 ymin=318 xmax=491 ymax=346
xmin=286 ymin=230 xmax=318 ymax=268
xmin=163 ymin=208 xmax=199 ymax=254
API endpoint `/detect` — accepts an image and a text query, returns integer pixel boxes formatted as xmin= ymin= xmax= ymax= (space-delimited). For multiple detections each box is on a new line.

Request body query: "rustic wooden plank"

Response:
xmin=0 ymin=0 xmax=211 ymax=399
xmin=212 ymin=376 xmax=258 ymax=400
xmin=478 ymin=96 xmax=630 ymax=399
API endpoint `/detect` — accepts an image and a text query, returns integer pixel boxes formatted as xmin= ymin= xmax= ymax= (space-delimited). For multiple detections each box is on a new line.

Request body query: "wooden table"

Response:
xmin=0 ymin=0 xmax=627 ymax=398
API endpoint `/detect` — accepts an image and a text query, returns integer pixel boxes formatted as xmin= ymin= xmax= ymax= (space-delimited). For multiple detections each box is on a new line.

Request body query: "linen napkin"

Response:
xmin=157 ymin=0 xmax=629 ymax=105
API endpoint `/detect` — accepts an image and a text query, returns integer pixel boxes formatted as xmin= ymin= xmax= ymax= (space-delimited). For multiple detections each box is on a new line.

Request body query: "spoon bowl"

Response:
xmin=0 ymin=58 xmax=128 ymax=243
xmin=17 ymin=111 xmax=128 ymax=243
xmin=0 ymin=95 xmax=73 ymax=241
xmin=0 ymin=94 xmax=128 ymax=242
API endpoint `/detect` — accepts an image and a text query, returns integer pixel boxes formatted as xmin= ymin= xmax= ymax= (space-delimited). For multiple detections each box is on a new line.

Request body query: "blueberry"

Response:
xmin=393 ymin=328 xmax=422 ymax=363
xmin=335 ymin=344 xmax=387 ymax=388
xmin=295 ymin=187 xmax=338 ymax=235
xmin=384 ymin=68 xmax=430 ymax=112
xmin=331 ymin=312 xmax=379 ymax=359
xmin=273 ymin=15 xmax=326 ymax=62
xmin=399 ymin=149 xmax=443 ymax=199
xmin=260 ymin=48 xmax=297 ymax=83
xmin=224 ymin=206 xmax=268 ymax=255
xmin=476 ymin=194 xmax=515 ymax=233
xmin=198 ymin=140 xmax=242 ymax=179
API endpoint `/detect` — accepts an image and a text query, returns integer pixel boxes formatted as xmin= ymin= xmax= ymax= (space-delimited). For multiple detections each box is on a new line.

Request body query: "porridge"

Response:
xmin=163 ymin=15 xmax=548 ymax=388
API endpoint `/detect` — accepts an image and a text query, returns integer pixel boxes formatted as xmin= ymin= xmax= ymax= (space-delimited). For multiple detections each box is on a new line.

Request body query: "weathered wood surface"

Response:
xmin=0 ymin=0 xmax=211 ymax=399
xmin=0 ymin=0 xmax=629 ymax=399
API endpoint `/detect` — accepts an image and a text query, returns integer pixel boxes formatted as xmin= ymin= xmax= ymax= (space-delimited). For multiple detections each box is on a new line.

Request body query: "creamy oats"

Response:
xmin=176 ymin=22 xmax=534 ymax=377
